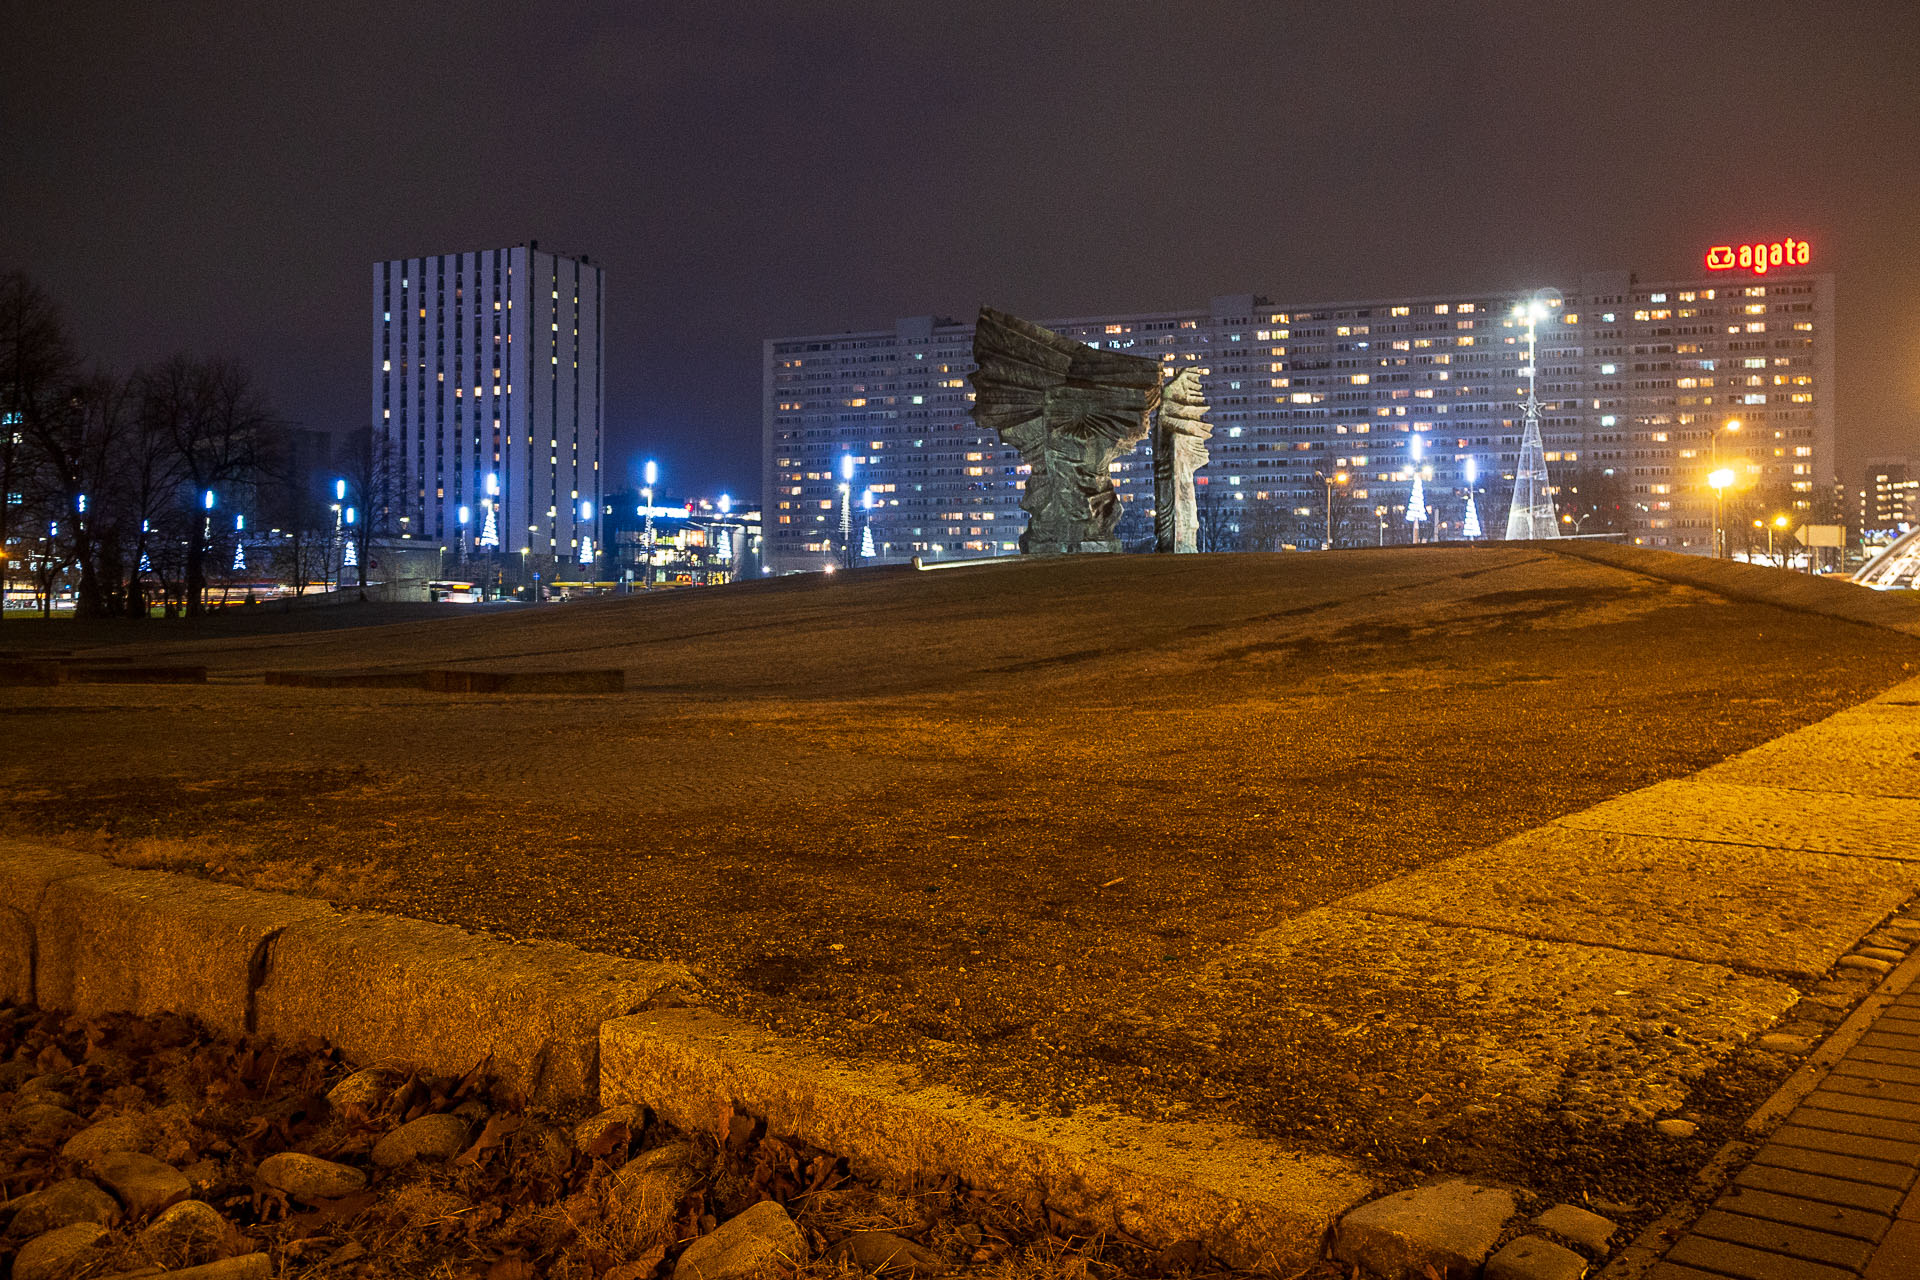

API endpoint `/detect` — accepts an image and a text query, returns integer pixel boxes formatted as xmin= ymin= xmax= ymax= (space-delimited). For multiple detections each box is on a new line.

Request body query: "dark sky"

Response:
xmin=5 ymin=1 xmax=1918 ymax=496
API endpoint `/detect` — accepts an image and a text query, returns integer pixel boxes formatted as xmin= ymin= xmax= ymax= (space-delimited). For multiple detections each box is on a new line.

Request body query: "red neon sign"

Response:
xmin=1705 ymin=237 xmax=1810 ymax=275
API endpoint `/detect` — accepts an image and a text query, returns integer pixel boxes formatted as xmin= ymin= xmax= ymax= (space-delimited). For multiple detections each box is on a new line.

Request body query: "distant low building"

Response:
xmin=605 ymin=494 xmax=763 ymax=586
xmin=1861 ymin=458 xmax=1917 ymax=533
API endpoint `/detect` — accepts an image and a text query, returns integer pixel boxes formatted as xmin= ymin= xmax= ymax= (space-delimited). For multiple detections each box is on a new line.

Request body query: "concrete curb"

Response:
xmin=0 ymin=838 xmax=695 ymax=1107
xmin=0 ymin=836 xmax=1370 ymax=1272
xmin=600 ymin=1007 xmax=1371 ymax=1272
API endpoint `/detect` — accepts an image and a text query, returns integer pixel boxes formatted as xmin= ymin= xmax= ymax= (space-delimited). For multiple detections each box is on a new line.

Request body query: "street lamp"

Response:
xmin=642 ymin=460 xmax=658 ymax=588
xmin=1770 ymin=513 xmax=1790 ymax=565
xmin=1318 ymin=470 xmax=1348 ymax=549
xmin=1708 ymin=467 xmax=1737 ymax=558
xmin=1708 ymin=419 xmax=1741 ymax=554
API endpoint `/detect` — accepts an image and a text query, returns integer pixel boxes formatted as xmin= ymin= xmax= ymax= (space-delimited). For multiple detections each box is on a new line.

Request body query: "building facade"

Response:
xmin=1861 ymin=459 xmax=1916 ymax=533
xmin=762 ymin=267 xmax=1833 ymax=570
xmin=373 ymin=242 xmax=605 ymax=565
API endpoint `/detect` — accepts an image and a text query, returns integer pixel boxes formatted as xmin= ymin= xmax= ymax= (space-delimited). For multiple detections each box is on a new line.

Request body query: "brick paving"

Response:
xmin=1650 ymin=985 xmax=1920 ymax=1279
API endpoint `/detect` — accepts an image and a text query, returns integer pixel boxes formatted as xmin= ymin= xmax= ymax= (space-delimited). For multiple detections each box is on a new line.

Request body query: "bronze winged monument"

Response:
xmin=1153 ymin=367 xmax=1213 ymax=554
xmin=970 ymin=308 xmax=1162 ymax=555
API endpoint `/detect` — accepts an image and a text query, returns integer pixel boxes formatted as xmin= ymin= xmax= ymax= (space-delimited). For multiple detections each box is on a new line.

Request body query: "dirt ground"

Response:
xmin=4 ymin=546 xmax=1917 ymax=1219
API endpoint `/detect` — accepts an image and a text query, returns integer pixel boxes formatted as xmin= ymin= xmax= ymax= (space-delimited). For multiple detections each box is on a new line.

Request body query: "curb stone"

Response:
xmin=0 ymin=836 xmax=1373 ymax=1272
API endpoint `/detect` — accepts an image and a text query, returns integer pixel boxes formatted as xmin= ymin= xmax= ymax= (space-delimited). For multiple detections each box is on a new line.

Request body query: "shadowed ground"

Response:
xmin=5 ymin=545 xmax=1919 ymax=1211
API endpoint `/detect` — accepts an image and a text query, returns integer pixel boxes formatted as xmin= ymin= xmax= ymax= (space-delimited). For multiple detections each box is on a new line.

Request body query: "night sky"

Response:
xmin=5 ymin=1 xmax=1917 ymax=497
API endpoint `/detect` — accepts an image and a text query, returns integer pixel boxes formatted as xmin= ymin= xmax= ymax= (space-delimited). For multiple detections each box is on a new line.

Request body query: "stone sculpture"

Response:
xmin=970 ymin=308 xmax=1162 ymax=555
xmin=1153 ymin=367 xmax=1214 ymax=553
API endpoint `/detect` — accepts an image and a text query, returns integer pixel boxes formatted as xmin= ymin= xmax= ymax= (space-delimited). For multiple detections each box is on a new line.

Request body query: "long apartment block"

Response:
xmin=762 ymin=268 xmax=1832 ymax=570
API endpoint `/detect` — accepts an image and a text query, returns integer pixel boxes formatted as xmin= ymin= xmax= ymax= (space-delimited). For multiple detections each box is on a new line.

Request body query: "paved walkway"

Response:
xmin=1649 ymin=957 xmax=1920 ymax=1280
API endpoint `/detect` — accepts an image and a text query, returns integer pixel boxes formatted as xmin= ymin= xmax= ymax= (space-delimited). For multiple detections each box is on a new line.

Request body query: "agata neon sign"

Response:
xmin=1705 ymin=237 xmax=1810 ymax=275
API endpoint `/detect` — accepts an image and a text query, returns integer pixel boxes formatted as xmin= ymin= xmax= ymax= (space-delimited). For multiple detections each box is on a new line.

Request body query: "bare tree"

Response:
xmin=1 ymin=273 xmax=78 ymax=612
xmin=141 ymin=356 xmax=274 ymax=615
xmin=336 ymin=425 xmax=404 ymax=592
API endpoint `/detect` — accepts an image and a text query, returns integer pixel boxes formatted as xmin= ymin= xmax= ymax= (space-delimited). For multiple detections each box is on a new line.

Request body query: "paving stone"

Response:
xmin=1714 ymin=1187 xmax=1890 ymax=1242
xmin=1331 ymin=1180 xmax=1515 ymax=1279
xmin=1866 ymin=1218 xmax=1920 ymax=1280
xmin=1751 ymin=1141 xmax=1916 ymax=1189
xmin=1532 ymin=1202 xmax=1616 ymax=1253
xmin=1833 ymin=1058 xmax=1920 ymax=1087
xmin=1556 ymin=778 xmax=1920 ymax=862
xmin=1842 ymin=955 xmax=1897 ymax=974
xmin=1860 ymin=947 xmax=1909 ymax=963
xmin=1666 ymin=1233 xmax=1855 ymax=1280
xmin=1485 ymin=1234 xmax=1584 ymax=1280
xmin=1789 ymin=1103 xmax=1920 ymax=1144
xmin=1771 ymin=1123 xmax=1920 ymax=1164
xmin=1903 ymin=1182 xmax=1920 ymax=1221
xmin=1690 ymin=1208 xmax=1876 ymax=1270
xmin=1334 ymin=826 xmax=1920 ymax=979
xmin=1644 ymin=1265 xmax=1723 ymax=1280
xmin=1861 ymin=1031 xmax=1920 ymax=1051
xmin=1735 ymin=1163 xmax=1906 ymax=1215
xmin=1850 ymin=1045 xmax=1920 ymax=1069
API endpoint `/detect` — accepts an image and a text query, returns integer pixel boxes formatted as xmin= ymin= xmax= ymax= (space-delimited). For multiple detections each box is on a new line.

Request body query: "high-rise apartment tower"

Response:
xmin=373 ymin=242 xmax=605 ymax=563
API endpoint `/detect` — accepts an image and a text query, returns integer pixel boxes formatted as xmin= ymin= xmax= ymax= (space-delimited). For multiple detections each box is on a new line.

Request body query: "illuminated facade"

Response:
xmin=762 ymin=266 xmax=1834 ymax=569
xmin=1861 ymin=460 xmax=1916 ymax=533
xmin=373 ymin=242 xmax=605 ymax=562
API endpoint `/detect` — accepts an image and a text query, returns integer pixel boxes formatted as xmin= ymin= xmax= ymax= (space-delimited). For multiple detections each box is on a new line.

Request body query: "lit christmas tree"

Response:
xmin=479 ymin=503 xmax=500 ymax=548
xmin=1463 ymin=494 xmax=1483 ymax=539
xmin=860 ymin=524 xmax=876 ymax=559
xmin=1505 ymin=294 xmax=1562 ymax=540
xmin=578 ymin=535 xmax=594 ymax=565
xmin=1406 ymin=471 xmax=1427 ymax=529
xmin=231 ymin=542 xmax=246 ymax=572
xmin=343 ymin=538 xmax=358 ymax=568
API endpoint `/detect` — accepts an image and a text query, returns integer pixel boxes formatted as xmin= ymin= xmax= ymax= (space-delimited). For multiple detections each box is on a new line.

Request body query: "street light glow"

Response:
xmin=203 ymin=490 xmax=215 ymax=509
xmin=1708 ymin=468 xmax=1737 ymax=491
xmin=644 ymin=460 xmax=658 ymax=487
xmin=334 ymin=479 xmax=345 ymax=501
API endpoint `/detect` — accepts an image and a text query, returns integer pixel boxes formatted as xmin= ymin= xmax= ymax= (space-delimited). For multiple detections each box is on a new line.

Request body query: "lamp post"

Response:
xmin=641 ymin=460 xmax=658 ymax=588
xmin=1708 ymin=419 xmax=1741 ymax=554
xmin=1375 ymin=505 xmax=1388 ymax=546
xmin=1708 ymin=468 xmax=1737 ymax=558
xmin=1770 ymin=513 xmax=1789 ymax=565
xmin=838 ymin=453 xmax=855 ymax=568
xmin=1318 ymin=470 xmax=1348 ymax=549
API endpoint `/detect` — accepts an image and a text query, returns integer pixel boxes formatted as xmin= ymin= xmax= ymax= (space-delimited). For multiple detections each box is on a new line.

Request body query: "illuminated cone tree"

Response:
xmin=1505 ymin=294 xmax=1561 ymax=540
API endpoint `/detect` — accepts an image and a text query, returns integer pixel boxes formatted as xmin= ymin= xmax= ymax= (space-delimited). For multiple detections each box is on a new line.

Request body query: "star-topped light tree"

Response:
xmin=1405 ymin=435 xmax=1428 ymax=543
xmin=1505 ymin=292 xmax=1562 ymax=540
xmin=1462 ymin=456 xmax=1484 ymax=539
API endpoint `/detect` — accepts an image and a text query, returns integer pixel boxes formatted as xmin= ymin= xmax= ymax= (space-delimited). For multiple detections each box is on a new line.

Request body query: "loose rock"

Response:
xmin=1858 ymin=946 xmax=1906 ymax=963
xmin=4 ymin=1177 xmax=121 ymax=1236
xmin=137 ymin=1198 xmax=230 ymax=1266
xmin=371 ymin=1112 xmax=470 ymax=1167
xmin=1654 ymin=1118 xmax=1698 ymax=1138
xmin=324 ymin=1066 xmax=394 ymax=1116
xmin=610 ymin=1141 xmax=701 ymax=1242
xmin=14 ymin=1102 xmax=79 ymax=1132
xmin=574 ymin=1103 xmax=646 ymax=1152
xmin=829 ymin=1229 xmax=948 ymax=1275
xmin=151 ymin=1255 xmax=272 ymax=1279
xmin=89 ymin=1150 xmax=191 ymax=1218
xmin=11 ymin=1220 xmax=110 ymax=1280
xmin=1532 ymin=1202 xmax=1616 ymax=1253
xmin=1333 ymin=1180 xmax=1515 ymax=1280
xmin=1839 ymin=955 xmax=1893 ymax=973
xmin=60 ymin=1112 xmax=148 ymax=1162
xmin=1756 ymin=1033 xmax=1813 ymax=1053
xmin=673 ymin=1200 xmax=809 ymax=1280
xmin=1486 ymin=1234 xmax=1586 ymax=1280
xmin=256 ymin=1152 xmax=368 ymax=1202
